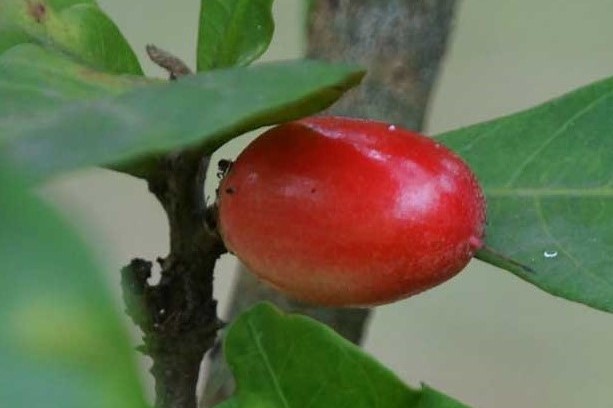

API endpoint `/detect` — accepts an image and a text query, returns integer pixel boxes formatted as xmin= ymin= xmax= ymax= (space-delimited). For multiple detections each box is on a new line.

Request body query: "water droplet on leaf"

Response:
xmin=543 ymin=250 xmax=558 ymax=258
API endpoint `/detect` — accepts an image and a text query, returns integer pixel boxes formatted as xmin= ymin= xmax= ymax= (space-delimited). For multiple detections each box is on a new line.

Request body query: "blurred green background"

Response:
xmin=42 ymin=1 xmax=613 ymax=407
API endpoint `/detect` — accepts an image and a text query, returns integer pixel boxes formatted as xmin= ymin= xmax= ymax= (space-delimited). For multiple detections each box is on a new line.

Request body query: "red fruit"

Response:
xmin=217 ymin=116 xmax=486 ymax=307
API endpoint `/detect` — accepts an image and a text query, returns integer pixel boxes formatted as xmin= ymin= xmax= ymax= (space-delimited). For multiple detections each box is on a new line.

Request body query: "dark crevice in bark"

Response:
xmin=201 ymin=1 xmax=458 ymax=406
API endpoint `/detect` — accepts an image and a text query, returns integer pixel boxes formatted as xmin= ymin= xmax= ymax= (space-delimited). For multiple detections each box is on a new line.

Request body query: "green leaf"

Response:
xmin=0 ymin=167 xmax=147 ymax=407
xmin=0 ymin=44 xmax=364 ymax=182
xmin=197 ymin=0 xmax=274 ymax=71
xmin=47 ymin=0 xmax=95 ymax=10
xmin=0 ymin=44 xmax=148 ymax=124
xmin=217 ymin=303 xmax=469 ymax=408
xmin=437 ymin=76 xmax=613 ymax=313
xmin=0 ymin=0 xmax=142 ymax=74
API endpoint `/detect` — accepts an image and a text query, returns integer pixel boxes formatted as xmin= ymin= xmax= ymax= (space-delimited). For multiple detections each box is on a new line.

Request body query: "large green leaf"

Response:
xmin=437 ymin=76 xmax=613 ymax=313
xmin=216 ymin=303 xmax=469 ymax=408
xmin=0 ymin=167 xmax=147 ymax=407
xmin=197 ymin=0 xmax=274 ymax=71
xmin=0 ymin=0 xmax=142 ymax=74
xmin=0 ymin=44 xmax=364 ymax=182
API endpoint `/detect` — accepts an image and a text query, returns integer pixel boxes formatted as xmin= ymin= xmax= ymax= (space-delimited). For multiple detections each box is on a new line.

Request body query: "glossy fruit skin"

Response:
xmin=218 ymin=116 xmax=486 ymax=307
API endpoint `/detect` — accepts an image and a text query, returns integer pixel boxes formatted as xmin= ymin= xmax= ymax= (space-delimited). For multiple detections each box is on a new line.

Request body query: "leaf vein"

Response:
xmin=487 ymin=187 xmax=613 ymax=198
xmin=247 ymin=318 xmax=290 ymax=408
xmin=504 ymin=88 xmax=613 ymax=187
xmin=533 ymin=197 xmax=613 ymax=288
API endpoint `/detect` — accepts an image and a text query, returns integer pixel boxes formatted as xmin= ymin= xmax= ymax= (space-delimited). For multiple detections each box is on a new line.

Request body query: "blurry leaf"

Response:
xmin=0 ymin=0 xmax=142 ymax=74
xmin=216 ymin=303 xmax=469 ymax=408
xmin=438 ymin=76 xmax=613 ymax=313
xmin=0 ymin=44 xmax=364 ymax=182
xmin=48 ymin=0 xmax=95 ymax=8
xmin=197 ymin=0 xmax=274 ymax=71
xmin=0 ymin=166 xmax=147 ymax=407
xmin=0 ymin=44 xmax=149 ymax=123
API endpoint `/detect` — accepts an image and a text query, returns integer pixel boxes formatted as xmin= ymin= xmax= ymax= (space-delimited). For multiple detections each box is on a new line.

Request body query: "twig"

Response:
xmin=146 ymin=44 xmax=193 ymax=80
xmin=122 ymin=152 xmax=226 ymax=408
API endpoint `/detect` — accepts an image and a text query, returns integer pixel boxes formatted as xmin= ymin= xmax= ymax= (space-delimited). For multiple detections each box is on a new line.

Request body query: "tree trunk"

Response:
xmin=201 ymin=1 xmax=457 ymax=406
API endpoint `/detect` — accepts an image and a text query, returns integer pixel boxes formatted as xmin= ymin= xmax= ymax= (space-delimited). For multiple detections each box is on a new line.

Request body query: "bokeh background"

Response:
xmin=42 ymin=1 xmax=613 ymax=407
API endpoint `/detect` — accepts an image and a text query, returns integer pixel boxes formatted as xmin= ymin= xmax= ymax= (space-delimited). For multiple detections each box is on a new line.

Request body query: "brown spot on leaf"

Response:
xmin=27 ymin=1 xmax=47 ymax=24
xmin=76 ymin=68 xmax=141 ymax=91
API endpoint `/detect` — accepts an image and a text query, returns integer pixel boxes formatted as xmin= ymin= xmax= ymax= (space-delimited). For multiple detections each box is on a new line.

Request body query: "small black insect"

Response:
xmin=217 ymin=159 xmax=234 ymax=179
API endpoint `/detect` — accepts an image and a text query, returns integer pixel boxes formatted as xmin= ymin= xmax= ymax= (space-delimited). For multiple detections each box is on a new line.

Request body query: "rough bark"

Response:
xmin=201 ymin=1 xmax=458 ymax=406
xmin=307 ymin=0 xmax=457 ymax=130
xmin=122 ymin=152 xmax=226 ymax=408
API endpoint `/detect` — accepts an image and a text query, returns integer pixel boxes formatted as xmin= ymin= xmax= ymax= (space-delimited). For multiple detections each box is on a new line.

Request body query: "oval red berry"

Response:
xmin=218 ymin=116 xmax=486 ymax=306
